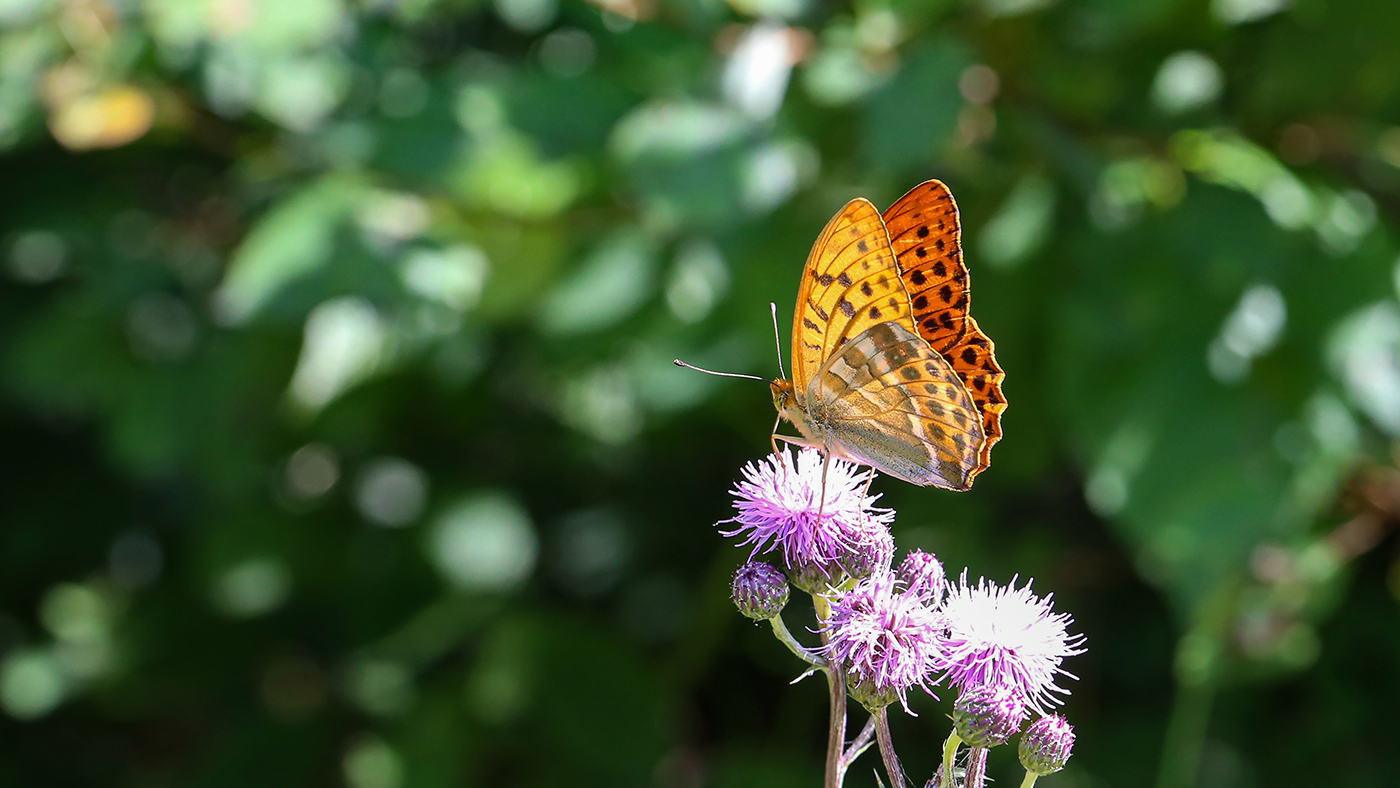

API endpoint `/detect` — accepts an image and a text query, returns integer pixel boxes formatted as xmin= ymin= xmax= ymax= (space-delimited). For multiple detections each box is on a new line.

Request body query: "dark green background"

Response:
xmin=2 ymin=0 xmax=1398 ymax=786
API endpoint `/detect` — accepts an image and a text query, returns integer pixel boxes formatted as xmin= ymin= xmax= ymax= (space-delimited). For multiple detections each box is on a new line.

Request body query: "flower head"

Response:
xmin=731 ymin=561 xmax=789 ymax=621
xmin=953 ymin=683 xmax=1029 ymax=748
xmin=938 ymin=572 xmax=1085 ymax=714
xmin=896 ymin=549 xmax=947 ymax=605
xmin=722 ymin=449 xmax=894 ymax=571
xmin=1019 ymin=714 xmax=1075 ymax=775
xmin=820 ymin=572 xmax=944 ymax=713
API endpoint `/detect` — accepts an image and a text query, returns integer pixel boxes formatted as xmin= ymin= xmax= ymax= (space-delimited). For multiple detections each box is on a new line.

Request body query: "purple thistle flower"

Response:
xmin=722 ymin=449 xmax=894 ymax=571
xmin=937 ymin=572 xmax=1085 ymax=715
xmin=819 ymin=572 xmax=944 ymax=713
xmin=896 ymin=549 xmax=947 ymax=605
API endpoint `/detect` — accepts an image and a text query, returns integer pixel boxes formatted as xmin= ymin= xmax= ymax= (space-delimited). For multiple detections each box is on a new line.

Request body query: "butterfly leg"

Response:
xmin=860 ymin=466 xmax=877 ymax=499
xmin=773 ymin=434 xmax=823 ymax=449
xmin=857 ymin=465 xmax=878 ymax=527
xmin=816 ymin=449 xmax=831 ymax=530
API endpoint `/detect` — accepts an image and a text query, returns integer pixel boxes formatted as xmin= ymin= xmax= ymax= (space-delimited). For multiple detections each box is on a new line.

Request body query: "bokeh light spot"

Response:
xmin=428 ymin=494 xmax=538 ymax=591
xmin=1152 ymin=51 xmax=1223 ymax=115
xmin=7 ymin=230 xmax=66 ymax=283
xmin=0 ymin=650 xmax=65 ymax=720
xmin=344 ymin=736 xmax=404 ymax=788
xmin=284 ymin=444 xmax=341 ymax=501
xmin=355 ymin=457 xmax=429 ymax=528
xmin=213 ymin=558 xmax=292 ymax=618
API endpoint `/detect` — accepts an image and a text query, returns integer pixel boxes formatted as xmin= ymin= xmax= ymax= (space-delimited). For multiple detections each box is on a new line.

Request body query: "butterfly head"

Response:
xmin=770 ymin=378 xmax=795 ymax=414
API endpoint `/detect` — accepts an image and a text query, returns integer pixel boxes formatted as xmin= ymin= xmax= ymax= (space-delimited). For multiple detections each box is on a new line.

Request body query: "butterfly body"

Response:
xmin=771 ymin=182 xmax=1004 ymax=491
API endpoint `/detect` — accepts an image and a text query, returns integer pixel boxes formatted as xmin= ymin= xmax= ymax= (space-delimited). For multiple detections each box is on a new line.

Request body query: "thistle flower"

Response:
xmin=896 ymin=549 xmax=947 ymax=604
xmin=722 ymin=448 xmax=894 ymax=572
xmin=952 ymin=683 xmax=1028 ymax=748
xmin=731 ymin=561 xmax=789 ymax=621
xmin=938 ymin=572 xmax=1085 ymax=714
xmin=1019 ymin=714 xmax=1075 ymax=775
xmin=819 ymin=572 xmax=944 ymax=712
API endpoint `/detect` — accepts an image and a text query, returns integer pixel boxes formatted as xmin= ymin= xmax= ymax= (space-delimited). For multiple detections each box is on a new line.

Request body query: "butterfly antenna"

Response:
xmin=770 ymin=302 xmax=786 ymax=380
xmin=673 ymin=359 xmax=766 ymax=382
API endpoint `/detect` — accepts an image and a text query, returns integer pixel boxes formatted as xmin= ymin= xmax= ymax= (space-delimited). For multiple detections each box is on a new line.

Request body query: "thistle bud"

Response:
xmin=731 ymin=561 xmax=789 ymax=621
xmin=787 ymin=559 xmax=842 ymax=595
xmin=953 ymin=683 xmax=1028 ymax=748
xmin=1018 ymin=714 xmax=1074 ymax=776
xmin=843 ymin=518 xmax=894 ymax=581
xmin=845 ymin=674 xmax=898 ymax=712
xmin=896 ymin=549 xmax=946 ymax=604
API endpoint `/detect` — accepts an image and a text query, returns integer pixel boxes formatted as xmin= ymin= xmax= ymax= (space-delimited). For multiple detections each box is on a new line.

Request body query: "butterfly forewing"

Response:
xmin=883 ymin=180 xmax=1005 ymax=480
xmin=809 ymin=322 xmax=983 ymax=489
xmin=883 ymin=181 xmax=968 ymax=353
xmin=792 ymin=198 xmax=911 ymax=389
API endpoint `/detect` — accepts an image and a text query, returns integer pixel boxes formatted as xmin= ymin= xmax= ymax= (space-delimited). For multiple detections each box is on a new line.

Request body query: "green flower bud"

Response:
xmin=1019 ymin=714 xmax=1074 ymax=776
xmin=731 ymin=561 xmax=789 ymax=621
xmin=953 ymin=684 xmax=1028 ymax=748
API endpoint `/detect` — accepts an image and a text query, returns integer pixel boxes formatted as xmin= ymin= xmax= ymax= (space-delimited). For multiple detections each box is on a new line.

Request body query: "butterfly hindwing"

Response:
xmin=792 ymin=198 xmax=910 ymax=391
xmin=947 ymin=317 xmax=1005 ymax=473
xmin=809 ymin=322 xmax=983 ymax=490
xmin=883 ymin=180 xmax=1005 ymax=481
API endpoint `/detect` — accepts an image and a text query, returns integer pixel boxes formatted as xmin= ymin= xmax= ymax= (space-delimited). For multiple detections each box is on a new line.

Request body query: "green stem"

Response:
xmin=874 ymin=706 xmax=908 ymax=788
xmin=940 ymin=731 xmax=962 ymax=788
xmin=768 ymin=615 xmax=825 ymax=666
xmin=1019 ymin=772 xmax=1039 ymax=788
xmin=1156 ymin=674 xmax=1216 ymax=788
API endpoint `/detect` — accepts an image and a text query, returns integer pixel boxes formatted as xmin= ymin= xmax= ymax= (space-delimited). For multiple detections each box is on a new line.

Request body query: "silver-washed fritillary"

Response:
xmin=769 ymin=181 xmax=1002 ymax=490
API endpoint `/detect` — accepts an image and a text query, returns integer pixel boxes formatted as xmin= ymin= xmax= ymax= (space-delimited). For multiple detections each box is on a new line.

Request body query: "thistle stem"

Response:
xmin=940 ymin=732 xmax=962 ymax=788
xmin=825 ymin=663 xmax=848 ymax=788
xmin=840 ymin=716 xmax=877 ymax=773
xmin=813 ymin=593 xmax=846 ymax=788
xmin=1020 ymin=772 xmax=1039 ymax=788
xmin=768 ymin=615 xmax=825 ymax=667
xmin=874 ymin=706 xmax=908 ymax=788
xmin=965 ymin=747 xmax=988 ymax=788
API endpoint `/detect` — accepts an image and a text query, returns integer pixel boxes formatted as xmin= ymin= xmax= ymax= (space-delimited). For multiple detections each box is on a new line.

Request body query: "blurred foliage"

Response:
xmin=3 ymin=0 xmax=1400 ymax=786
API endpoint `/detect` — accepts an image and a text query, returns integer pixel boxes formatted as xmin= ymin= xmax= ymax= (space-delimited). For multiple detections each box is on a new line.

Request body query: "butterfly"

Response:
xmin=768 ymin=180 xmax=1005 ymax=490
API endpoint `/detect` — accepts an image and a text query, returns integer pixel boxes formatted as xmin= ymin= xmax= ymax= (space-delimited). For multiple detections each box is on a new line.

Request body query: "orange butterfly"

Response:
xmin=768 ymin=180 xmax=1004 ymax=490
